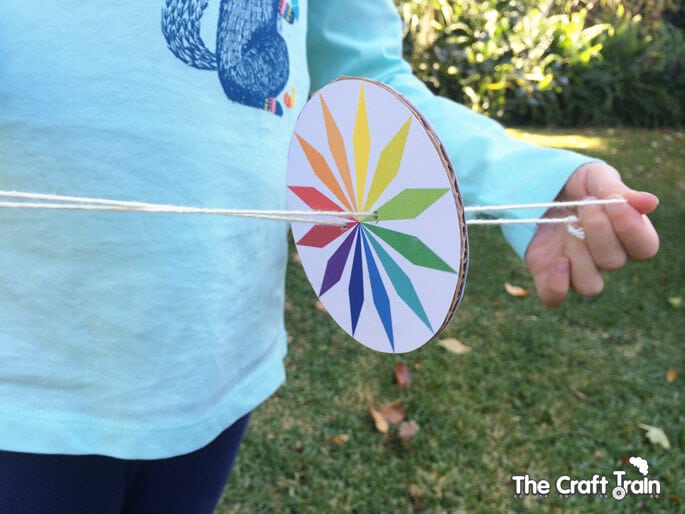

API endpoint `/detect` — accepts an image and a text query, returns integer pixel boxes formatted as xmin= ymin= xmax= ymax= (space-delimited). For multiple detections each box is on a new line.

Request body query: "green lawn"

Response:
xmin=218 ymin=128 xmax=684 ymax=513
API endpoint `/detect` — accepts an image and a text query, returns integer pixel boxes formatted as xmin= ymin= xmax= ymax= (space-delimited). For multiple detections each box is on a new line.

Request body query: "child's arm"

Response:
xmin=526 ymin=162 xmax=659 ymax=306
xmin=308 ymin=0 xmax=660 ymax=306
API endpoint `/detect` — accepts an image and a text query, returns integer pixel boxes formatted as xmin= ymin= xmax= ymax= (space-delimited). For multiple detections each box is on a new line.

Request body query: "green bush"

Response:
xmin=564 ymin=6 xmax=685 ymax=126
xmin=396 ymin=0 xmax=685 ymax=126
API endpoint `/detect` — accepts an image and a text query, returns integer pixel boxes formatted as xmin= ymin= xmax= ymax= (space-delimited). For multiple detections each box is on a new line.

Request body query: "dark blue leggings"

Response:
xmin=0 ymin=413 xmax=250 ymax=514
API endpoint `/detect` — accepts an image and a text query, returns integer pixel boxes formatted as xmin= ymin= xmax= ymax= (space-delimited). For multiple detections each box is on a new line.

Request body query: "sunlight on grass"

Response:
xmin=507 ymin=128 xmax=606 ymax=152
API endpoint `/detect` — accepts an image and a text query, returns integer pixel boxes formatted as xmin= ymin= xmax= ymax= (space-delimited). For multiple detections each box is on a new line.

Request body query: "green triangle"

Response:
xmin=363 ymin=224 xmax=455 ymax=273
xmin=375 ymin=188 xmax=450 ymax=221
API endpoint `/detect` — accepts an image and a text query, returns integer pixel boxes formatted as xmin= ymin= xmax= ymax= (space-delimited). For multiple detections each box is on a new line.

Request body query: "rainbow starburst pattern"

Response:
xmin=288 ymin=80 xmax=462 ymax=352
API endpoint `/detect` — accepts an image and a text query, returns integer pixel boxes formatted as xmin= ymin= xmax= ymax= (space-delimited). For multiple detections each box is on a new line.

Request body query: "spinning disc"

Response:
xmin=287 ymin=77 xmax=468 ymax=353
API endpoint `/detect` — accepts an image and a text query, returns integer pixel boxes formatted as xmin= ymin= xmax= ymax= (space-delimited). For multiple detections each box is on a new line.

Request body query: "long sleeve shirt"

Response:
xmin=0 ymin=0 xmax=590 ymax=458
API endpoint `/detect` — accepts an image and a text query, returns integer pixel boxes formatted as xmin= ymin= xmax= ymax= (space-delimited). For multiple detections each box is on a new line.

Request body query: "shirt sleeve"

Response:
xmin=306 ymin=0 xmax=597 ymax=258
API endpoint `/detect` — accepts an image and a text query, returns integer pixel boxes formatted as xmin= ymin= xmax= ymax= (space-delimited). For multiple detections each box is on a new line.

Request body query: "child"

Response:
xmin=0 ymin=1 xmax=657 ymax=512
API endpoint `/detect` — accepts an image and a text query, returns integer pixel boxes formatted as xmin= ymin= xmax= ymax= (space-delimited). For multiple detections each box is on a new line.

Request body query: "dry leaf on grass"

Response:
xmin=379 ymin=403 xmax=405 ymax=424
xmin=408 ymin=484 xmax=425 ymax=502
xmin=315 ymin=300 xmax=327 ymax=313
xmin=291 ymin=252 xmax=302 ymax=264
xmin=370 ymin=407 xmax=389 ymax=434
xmin=505 ymin=282 xmax=529 ymax=297
xmin=666 ymin=368 xmax=677 ymax=383
xmin=326 ymin=434 xmax=350 ymax=446
xmin=394 ymin=363 xmax=412 ymax=388
xmin=369 ymin=402 xmax=406 ymax=434
xmin=572 ymin=389 xmax=588 ymax=400
xmin=638 ymin=423 xmax=671 ymax=449
xmin=438 ymin=338 xmax=471 ymax=355
xmin=398 ymin=420 xmax=420 ymax=445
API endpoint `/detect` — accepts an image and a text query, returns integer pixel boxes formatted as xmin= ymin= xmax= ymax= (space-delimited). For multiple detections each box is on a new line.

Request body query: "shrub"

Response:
xmin=396 ymin=0 xmax=685 ymax=126
xmin=564 ymin=4 xmax=685 ymax=126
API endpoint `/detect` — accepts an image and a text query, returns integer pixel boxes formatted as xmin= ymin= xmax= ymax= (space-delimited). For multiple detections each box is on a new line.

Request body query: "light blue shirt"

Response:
xmin=0 ymin=0 xmax=591 ymax=458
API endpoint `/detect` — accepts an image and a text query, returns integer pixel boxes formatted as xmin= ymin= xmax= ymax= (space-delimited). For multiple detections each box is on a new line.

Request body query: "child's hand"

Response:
xmin=525 ymin=162 xmax=659 ymax=306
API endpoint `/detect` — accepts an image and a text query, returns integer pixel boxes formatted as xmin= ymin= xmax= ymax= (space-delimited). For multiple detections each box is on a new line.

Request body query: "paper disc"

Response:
xmin=287 ymin=77 xmax=468 ymax=353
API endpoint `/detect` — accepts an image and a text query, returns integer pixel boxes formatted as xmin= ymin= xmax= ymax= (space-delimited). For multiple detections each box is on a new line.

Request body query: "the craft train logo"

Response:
xmin=512 ymin=456 xmax=661 ymax=501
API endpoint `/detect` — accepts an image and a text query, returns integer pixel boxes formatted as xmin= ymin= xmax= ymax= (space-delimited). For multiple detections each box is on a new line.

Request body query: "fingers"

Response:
xmin=526 ymin=224 xmax=572 ymax=307
xmin=528 ymin=162 xmax=659 ymax=306
xmin=567 ymin=163 xmax=660 ymax=265
xmin=530 ymin=198 xmax=658 ymax=305
xmin=529 ymin=232 xmax=604 ymax=305
xmin=562 ymin=194 xmax=658 ymax=299
xmin=531 ymin=257 xmax=570 ymax=307
xmin=578 ymin=194 xmax=659 ymax=265
xmin=565 ymin=234 xmax=604 ymax=297
xmin=579 ymin=201 xmax=627 ymax=270
xmin=567 ymin=194 xmax=658 ymax=297
xmin=604 ymin=195 xmax=660 ymax=259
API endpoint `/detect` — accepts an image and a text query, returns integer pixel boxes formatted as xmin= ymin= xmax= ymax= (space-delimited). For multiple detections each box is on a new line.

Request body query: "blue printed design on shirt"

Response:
xmin=162 ymin=0 xmax=299 ymax=116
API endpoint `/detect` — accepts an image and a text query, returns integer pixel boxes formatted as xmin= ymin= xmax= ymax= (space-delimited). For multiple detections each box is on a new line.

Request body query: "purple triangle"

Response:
xmin=319 ymin=226 xmax=359 ymax=296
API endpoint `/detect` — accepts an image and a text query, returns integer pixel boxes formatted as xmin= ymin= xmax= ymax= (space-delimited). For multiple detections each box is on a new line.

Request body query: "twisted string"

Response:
xmin=0 ymin=191 xmax=626 ymax=238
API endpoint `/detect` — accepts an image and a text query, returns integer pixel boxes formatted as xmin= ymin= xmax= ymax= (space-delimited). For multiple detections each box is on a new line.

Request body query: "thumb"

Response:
xmin=580 ymin=163 xmax=659 ymax=214
xmin=621 ymin=190 xmax=659 ymax=215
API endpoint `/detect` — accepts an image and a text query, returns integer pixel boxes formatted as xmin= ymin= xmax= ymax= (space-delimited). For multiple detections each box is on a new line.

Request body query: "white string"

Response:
xmin=466 ymin=216 xmax=580 ymax=226
xmin=463 ymin=197 xmax=626 ymax=213
xmin=470 ymin=215 xmax=587 ymax=238
xmin=0 ymin=191 xmax=366 ymax=226
xmin=0 ymin=201 xmax=358 ymax=226
xmin=0 ymin=190 xmax=626 ymax=239
xmin=463 ymin=198 xmax=627 ymax=239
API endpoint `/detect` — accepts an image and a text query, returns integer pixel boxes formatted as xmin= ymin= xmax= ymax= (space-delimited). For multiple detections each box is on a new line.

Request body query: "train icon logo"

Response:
xmin=511 ymin=456 xmax=661 ymax=501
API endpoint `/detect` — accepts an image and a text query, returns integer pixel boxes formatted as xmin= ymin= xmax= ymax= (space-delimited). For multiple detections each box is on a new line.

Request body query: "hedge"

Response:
xmin=396 ymin=0 xmax=685 ymax=126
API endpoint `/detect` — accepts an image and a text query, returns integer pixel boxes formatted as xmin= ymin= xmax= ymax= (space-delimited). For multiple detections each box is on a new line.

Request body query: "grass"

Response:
xmin=218 ymin=128 xmax=684 ymax=513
